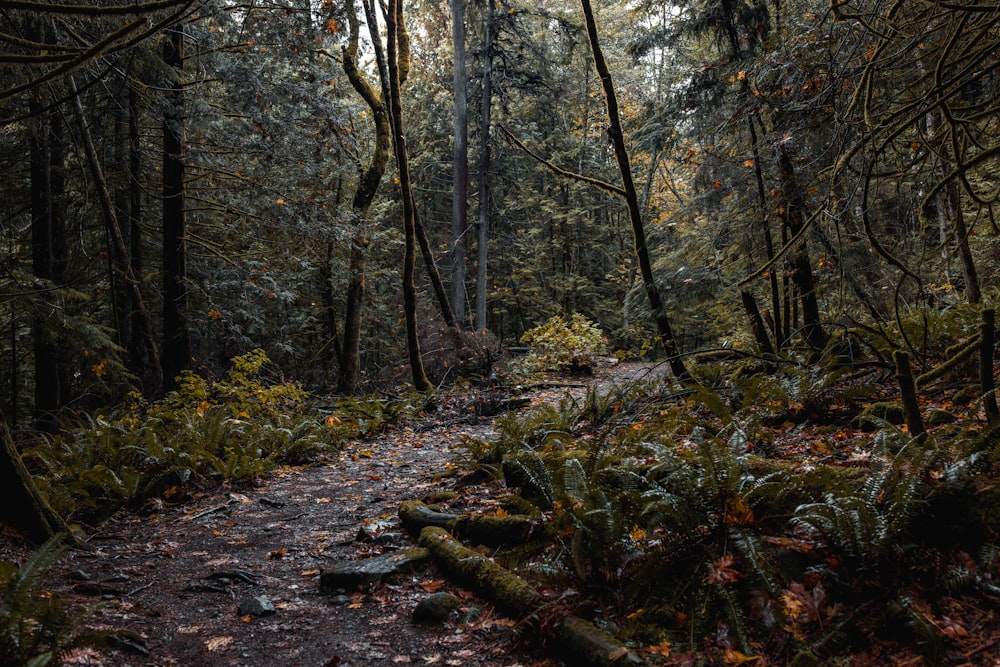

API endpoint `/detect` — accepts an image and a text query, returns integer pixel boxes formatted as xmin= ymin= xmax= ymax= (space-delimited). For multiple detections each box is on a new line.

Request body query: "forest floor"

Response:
xmin=15 ymin=363 xmax=666 ymax=667
xmin=4 ymin=360 xmax=1000 ymax=666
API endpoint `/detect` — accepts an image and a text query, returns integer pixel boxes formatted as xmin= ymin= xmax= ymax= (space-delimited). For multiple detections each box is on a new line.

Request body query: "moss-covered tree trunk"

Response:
xmin=0 ymin=427 xmax=66 ymax=544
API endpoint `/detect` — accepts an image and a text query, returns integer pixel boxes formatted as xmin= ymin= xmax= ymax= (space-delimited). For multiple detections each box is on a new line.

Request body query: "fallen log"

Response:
xmin=400 ymin=500 xmax=542 ymax=548
xmin=417 ymin=526 xmax=647 ymax=666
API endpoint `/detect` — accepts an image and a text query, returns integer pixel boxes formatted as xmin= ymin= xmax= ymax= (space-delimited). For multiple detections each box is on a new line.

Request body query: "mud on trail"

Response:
xmin=41 ymin=364 xmax=666 ymax=667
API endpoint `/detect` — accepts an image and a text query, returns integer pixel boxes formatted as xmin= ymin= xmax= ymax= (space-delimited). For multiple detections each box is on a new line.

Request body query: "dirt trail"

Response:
xmin=42 ymin=362 xmax=668 ymax=667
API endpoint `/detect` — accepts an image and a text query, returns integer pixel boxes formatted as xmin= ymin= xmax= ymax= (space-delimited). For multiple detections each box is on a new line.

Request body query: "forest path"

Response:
xmin=56 ymin=362 xmax=667 ymax=667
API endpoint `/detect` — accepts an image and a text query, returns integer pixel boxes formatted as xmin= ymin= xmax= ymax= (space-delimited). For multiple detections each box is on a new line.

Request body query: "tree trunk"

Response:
xmin=128 ymin=87 xmax=152 ymax=391
xmin=386 ymin=0 xmax=432 ymax=391
xmin=27 ymin=17 xmax=65 ymax=430
xmin=980 ymin=308 xmax=998 ymax=425
xmin=337 ymin=0 xmax=393 ymax=395
xmin=947 ymin=179 xmax=981 ymax=304
xmin=894 ymin=350 xmax=926 ymax=441
xmin=162 ymin=25 xmax=191 ymax=391
xmin=476 ymin=0 xmax=496 ymax=331
xmin=475 ymin=0 xmax=495 ymax=333
xmin=70 ymin=77 xmax=162 ymax=391
xmin=450 ymin=0 xmax=469 ymax=324
xmin=776 ymin=145 xmax=827 ymax=354
xmin=0 ymin=426 xmax=67 ymax=544
xmin=579 ymin=0 xmax=689 ymax=381
xmin=740 ymin=289 xmax=775 ymax=357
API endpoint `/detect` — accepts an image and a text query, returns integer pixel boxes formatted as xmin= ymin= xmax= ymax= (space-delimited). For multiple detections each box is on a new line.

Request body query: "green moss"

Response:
xmin=451 ymin=513 xmax=542 ymax=547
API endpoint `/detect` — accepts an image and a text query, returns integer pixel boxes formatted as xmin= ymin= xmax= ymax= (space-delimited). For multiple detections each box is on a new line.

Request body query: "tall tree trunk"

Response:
xmin=475 ymin=0 xmax=496 ymax=332
xmin=162 ymin=25 xmax=191 ymax=391
xmin=946 ymin=179 xmax=981 ymax=304
xmin=70 ymin=76 xmax=162 ymax=390
xmin=450 ymin=0 xmax=469 ymax=324
xmin=27 ymin=16 xmax=65 ymax=430
xmin=387 ymin=0 xmax=431 ymax=391
xmin=128 ymin=87 xmax=150 ymax=389
xmin=776 ymin=145 xmax=827 ymax=354
xmin=337 ymin=0 xmax=392 ymax=395
xmin=579 ymin=0 xmax=690 ymax=381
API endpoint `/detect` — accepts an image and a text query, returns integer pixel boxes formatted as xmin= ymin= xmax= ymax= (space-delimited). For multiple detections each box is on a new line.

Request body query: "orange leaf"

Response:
xmin=722 ymin=648 xmax=760 ymax=664
xmin=419 ymin=580 xmax=446 ymax=593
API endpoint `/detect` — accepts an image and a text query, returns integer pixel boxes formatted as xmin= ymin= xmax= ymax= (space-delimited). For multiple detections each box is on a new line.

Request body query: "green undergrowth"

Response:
xmin=458 ymin=363 xmax=1000 ymax=664
xmin=26 ymin=350 xmax=421 ymax=524
xmin=0 ymin=535 xmax=138 ymax=666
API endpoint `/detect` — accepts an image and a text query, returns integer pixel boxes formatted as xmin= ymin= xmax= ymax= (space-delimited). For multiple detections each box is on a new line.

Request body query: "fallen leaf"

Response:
xmin=300 ymin=569 xmax=320 ymax=577
xmin=419 ymin=580 xmax=446 ymax=593
xmin=722 ymin=648 xmax=760 ymax=664
xmin=205 ymin=636 xmax=234 ymax=652
xmin=391 ymin=656 xmax=411 ymax=663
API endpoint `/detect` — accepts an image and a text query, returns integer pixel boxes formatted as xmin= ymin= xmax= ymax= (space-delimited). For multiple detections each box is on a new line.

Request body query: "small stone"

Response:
xmin=237 ymin=596 xmax=276 ymax=617
xmin=329 ymin=594 xmax=352 ymax=606
xmin=320 ymin=547 xmax=431 ymax=591
xmin=412 ymin=592 xmax=460 ymax=625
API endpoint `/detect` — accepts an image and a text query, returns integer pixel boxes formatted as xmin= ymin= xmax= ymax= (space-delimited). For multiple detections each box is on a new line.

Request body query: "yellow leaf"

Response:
xmin=744 ymin=159 xmax=754 ymax=167
xmin=92 ymin=360 xmax=107 ymax=377
xmin=722 ymin=648 xmax=760 ymax=664
xmin=275 ymin=198 xmax=286 ymax=205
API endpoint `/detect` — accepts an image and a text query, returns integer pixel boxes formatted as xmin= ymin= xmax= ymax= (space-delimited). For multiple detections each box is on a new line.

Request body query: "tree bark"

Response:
xmin=474 ymin=0 xmax=496 ymax=332
xmin=27 ymin=15 xmax=66 ymax=430
xmin=776 ymin=145 xmax=827 ymax=354
xmin=337 ymin=0 xmax=393 ymax=395
xmin=0 ymin=426 xmax=68 ymax=544
xmin=894 ymin=350 xmax=926 ymax=441
xmin=386 ymin=0 xmax=431 ymax=391
xmin=980 ymin=308 xmax=998 ymax=424
xmin=70 ymin=76 xmax=162 ymax=390
xmin=162 ymin=25 xmax=191 ymax=392
xmin=579 ymin=0 xmax=689 ymax=381
xmin=450 ymin=0 xmax=469 ymax=324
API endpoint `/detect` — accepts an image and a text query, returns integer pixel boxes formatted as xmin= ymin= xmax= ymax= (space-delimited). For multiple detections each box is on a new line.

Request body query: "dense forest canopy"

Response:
xmin=0 ymin=0 xmax=997 ymax=419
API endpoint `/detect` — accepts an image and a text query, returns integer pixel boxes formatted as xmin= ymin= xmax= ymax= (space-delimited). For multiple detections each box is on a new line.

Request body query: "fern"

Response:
xmin=790 ymin=442 xmax=932 ymax=568
xmin=0 ymin=535 xmax=123 ymax=666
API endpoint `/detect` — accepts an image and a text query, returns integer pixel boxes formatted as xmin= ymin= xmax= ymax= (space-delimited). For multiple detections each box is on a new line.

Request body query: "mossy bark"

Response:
xmin=417 ymin=526 xmax=647 ymax=665
xmin=980 ymin=308 xmax=998 ymax=424
xmin=418 ymin=526 xmax=537 ymax=616
xmin=893 ymin=350 xmax=926 ymax=440
xmin=399 ymin=500 xmax=459 ymax=536
xmin=556 ymin=616 xmax=648 ymax=667
xmin=0 ymin=426 xmax=69 ymax=544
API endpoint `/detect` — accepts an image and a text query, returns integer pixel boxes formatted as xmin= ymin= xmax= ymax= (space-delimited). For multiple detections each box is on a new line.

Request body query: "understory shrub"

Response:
xmin=28 ymin=350 xmax=343 ymax=522
xmin=516 ymin=313 xmax=607 ymax=374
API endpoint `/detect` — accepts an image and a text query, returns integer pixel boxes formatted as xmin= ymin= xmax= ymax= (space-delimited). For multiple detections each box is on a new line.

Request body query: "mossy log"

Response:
xmin=451 ymin=513 xmax=542 ymax=547
xmin=556 ymin=616 xmax=648 ymax=667
xmin=417 ymin=526 xmax=537 ymax=616
xmin=417 ymin=526 xmax=647 ymax=666
xmin=399 ymin=500 xmax=541 ymax=547
xmin=399 ymin=500 xmax=460 ymax=536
